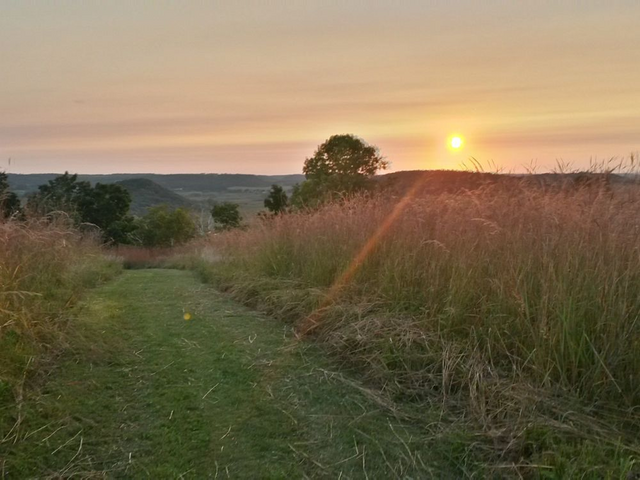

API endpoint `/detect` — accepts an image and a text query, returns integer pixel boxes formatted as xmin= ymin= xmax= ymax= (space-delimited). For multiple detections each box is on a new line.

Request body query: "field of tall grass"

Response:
xmin=190 ymin=180 xmax=640 ymax=474
xmin=0 ymin=220 xmax=120 ymax=440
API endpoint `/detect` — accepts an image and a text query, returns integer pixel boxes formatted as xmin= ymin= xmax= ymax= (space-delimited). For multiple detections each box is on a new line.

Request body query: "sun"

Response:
xmin=449 ymin=135 xmax=464 ymax=150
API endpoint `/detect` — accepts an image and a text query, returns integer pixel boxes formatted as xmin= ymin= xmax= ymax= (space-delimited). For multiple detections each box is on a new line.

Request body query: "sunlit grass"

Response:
xmin=195 ymin=176 xmax=640 ymax=476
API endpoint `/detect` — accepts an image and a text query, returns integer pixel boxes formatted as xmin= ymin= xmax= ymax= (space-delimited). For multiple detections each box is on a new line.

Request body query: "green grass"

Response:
xmin=1 ymin=269 xmax=477 ymax=478
xmin=179 ymin=258 xmax=640 ymax=478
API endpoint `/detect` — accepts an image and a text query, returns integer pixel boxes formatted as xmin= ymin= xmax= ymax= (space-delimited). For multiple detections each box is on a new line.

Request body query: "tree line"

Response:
xmin=0 ymin=134 xmax=386 ymax=245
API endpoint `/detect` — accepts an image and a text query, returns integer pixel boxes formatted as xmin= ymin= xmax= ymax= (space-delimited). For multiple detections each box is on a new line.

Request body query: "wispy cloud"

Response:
xmin=1 ymin=2 xmax=639 ymax=173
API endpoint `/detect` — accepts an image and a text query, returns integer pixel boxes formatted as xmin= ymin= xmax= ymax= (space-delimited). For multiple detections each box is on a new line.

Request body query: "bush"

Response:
xmin=211 ymin=202 xmax=241 ymax=230
xmin=136 ymin=205 xmax=197 ymax=247
xmin=263 ymin=185 xmax=288 ymax=214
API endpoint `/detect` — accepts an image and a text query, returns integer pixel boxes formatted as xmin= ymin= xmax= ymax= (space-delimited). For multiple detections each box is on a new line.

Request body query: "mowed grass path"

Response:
xmin=3 ymin=270 xmax=458 ymax=478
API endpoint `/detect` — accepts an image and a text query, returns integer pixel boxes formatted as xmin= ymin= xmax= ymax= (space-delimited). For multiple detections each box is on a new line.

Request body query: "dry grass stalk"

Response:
xmin=201 ymin=178 xmax=640 ymax=470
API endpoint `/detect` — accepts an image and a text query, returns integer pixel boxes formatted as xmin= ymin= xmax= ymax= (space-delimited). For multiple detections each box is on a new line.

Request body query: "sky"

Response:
xmin=1 ymin=1 xmax=639 ymax=174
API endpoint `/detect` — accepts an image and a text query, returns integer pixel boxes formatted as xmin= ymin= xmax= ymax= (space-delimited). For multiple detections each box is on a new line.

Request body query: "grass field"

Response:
xmin=1 ymin=269 xmax=473 ymax=478
xmin=2 ymin=175 xmax=640 ymax=477
xmin=0 ymin=220 xmax=120 ymax=422
xmin=181 ymin=180 xmax=640 ymax=477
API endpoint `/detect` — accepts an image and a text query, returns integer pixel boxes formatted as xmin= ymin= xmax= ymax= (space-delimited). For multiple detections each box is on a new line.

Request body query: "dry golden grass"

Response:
xmin=195 ymin=178 xmax=640 ymax=473
xmin=0 ymin=219 xmax=120 ymax=429
xmin=112 ymin=244 xmax=199 ymax=269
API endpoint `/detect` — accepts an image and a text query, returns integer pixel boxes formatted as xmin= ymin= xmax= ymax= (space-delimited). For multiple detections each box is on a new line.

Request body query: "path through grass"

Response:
xmin=2 ymin=270 xmax=468 ymax=478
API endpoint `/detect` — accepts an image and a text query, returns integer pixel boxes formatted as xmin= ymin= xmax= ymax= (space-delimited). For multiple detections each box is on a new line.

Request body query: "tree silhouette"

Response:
xmin=0 ymin=172 xmax=21 ymax=219
xmin=263 ymin=184 xmax=289 ymax=214
xmin=292 ymin=134 xmax=387 ymax=207
xmin=303 ymin=134 xmax=387 ymax=181
xmin=28 ymin=172 xmax=131 ymax=241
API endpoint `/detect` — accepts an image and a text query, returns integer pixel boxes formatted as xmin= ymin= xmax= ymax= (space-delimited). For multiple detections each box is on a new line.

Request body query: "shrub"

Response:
xmin=136 ymin=205 xmax=196 ymax=247
xmin=211 ymin=202 xmax=241 ymax=230
xmin=263 ymin=185 xmax=289 ymax=214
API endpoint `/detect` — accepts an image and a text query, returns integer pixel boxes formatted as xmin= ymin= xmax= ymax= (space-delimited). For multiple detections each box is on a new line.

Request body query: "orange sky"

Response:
xmin=1 ymin=2 xmax=639 ymax=174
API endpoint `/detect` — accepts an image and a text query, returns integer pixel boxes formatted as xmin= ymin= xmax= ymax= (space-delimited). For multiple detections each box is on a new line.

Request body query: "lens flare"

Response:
xmin=297 ymin=174 xmax=430 ymax=336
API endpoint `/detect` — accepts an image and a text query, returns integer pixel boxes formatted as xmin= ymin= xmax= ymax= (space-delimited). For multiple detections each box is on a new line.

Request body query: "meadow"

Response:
xmin=2 ymin=174 xmax=640 ymax=477
xmin=0 ymin=220 xmax=120 ymax=437
xmin=183 ymin=179 xmax=640 ymax=475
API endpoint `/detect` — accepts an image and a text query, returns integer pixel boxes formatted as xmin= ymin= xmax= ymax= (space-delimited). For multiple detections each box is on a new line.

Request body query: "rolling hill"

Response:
xmin=8 ymin=170 xmax=633 ymax=218
xmin=7 ymin=172 xmax=307 ymax=216
xmin=6 ymin=173 xmax=305 ymax=196
xmin=7 ymin=173 xmax=305 ymax=215
xmin=378 ymin=170 xmax=632 ymax=196
xmin=115 ymin=178 xmax=196 ymax=215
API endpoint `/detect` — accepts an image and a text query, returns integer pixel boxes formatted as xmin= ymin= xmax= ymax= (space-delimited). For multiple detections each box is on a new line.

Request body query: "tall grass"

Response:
xmin=198 ymin=180 xmax=640 ymax=472
xmin=112 ymin=245 xmax=196 ymax=269
xmin=0 ymin=219 xmax=120 ymax=435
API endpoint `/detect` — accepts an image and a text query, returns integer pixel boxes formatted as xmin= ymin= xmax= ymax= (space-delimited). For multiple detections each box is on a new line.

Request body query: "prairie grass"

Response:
xmin=191 ymin=178 xmax=640 ymax=475
xmin=0 ymin=219 xmax=120 ymax=434
xmin=112 ymin=245 xmax=188 ymax=269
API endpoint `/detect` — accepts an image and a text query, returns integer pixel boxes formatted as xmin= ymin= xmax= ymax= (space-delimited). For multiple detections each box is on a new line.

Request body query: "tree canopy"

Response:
xmin=263 ymin=184 xmax=289 ymax=215
xmin=77 ymin=183 xmax=132 ymax=230
xmin=211 ymin=202 xmax=242 ymax=230
xmin=136 ymin=205 xmax=196 ymax=247
xmin=302 ymin=134 xmax=387 ymax=180
xmin=28 ymin=172 xmax=131 ymax=241
xmin=292 ymin=134 xmax=387 ymax=208
xmin=29 ymin=172 xmax=87 ymax=219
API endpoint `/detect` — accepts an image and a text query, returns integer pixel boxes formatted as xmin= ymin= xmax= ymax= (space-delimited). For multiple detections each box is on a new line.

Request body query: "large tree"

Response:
xmin=303 ymin=134 xmax=387 ymax=180
xmin=76 ymin=183 xmax=132 ymax=230
xmin=29 ymin=172 xmax=88 ymax=219
xmin=28 ymin=172 xmax=131 ymax=241
xmin=292 ymin=134 xmax=387 ymax=207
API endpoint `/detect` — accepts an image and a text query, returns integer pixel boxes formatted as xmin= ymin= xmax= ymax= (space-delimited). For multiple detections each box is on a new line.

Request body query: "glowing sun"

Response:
xmin=449 ymin=136 xmax=464 ymax=150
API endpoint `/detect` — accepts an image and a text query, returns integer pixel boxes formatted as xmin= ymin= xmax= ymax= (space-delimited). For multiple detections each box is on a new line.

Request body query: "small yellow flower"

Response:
xmin=183 ymin=312 xmax=192 ymax=321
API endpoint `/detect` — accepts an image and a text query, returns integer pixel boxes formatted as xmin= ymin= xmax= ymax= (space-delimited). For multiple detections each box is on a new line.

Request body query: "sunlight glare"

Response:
xmin=449 ymin=136 xmax=463 ymax=150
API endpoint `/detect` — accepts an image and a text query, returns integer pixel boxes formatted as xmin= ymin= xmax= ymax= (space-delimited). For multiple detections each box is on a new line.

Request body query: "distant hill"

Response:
xmin=378 ymin=170 xmax=502 ymax=194
xmin=115 ymin=178 xmax=196 ymax=216
xmin=7 ymin=172 xmax=306 ymax=216
xmin=378 ymin=170 xmax=632 ymax=196
xmin=9 ymin=170 xmax=632 ymax=217
xmin=6 ymin=173 xmax=305 ymax=196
